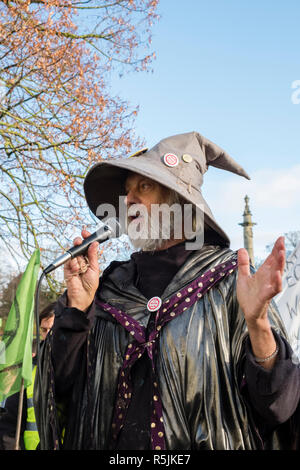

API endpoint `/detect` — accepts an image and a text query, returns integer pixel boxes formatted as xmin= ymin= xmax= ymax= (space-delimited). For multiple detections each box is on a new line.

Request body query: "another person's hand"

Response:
xmin=64 ymin=229 xmax=100 ymax=312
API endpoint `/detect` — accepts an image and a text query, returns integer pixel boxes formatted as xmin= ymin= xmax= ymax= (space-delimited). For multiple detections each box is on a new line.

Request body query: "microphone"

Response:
xmin=43 ymin=218 xmax=121 ymax=275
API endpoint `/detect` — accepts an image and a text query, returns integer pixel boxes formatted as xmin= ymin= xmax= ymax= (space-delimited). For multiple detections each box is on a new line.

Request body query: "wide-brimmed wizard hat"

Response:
xmin=84 ymin=131 xmax=250 ymax=246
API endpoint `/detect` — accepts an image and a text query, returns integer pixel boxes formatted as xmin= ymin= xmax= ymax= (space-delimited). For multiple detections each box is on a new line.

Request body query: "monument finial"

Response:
xmin=239 ymin=195 xmax=256 ymax=267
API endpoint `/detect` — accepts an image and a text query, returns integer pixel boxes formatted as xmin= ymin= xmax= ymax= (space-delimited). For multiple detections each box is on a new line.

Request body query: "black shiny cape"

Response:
xmin=34 ymin=245 xmax=295 ymax=450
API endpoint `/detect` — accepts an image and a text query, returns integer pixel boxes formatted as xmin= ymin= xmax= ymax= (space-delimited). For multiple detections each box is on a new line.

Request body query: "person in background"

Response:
xmin=39 ymin=303 xmax=55 ymax=342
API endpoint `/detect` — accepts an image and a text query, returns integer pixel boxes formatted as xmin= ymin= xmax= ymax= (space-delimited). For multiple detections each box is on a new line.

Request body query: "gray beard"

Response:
xmin=125 ymin=190 xmax=204 ymax=252
xmin=128 ymin=212 xmax=175 ymax=252
xmin=127 ymin=190 xmax=182 ymax=252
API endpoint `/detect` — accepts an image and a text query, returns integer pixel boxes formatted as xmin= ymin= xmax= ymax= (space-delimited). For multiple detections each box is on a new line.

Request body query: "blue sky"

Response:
xmin=111 ymin=0 xmax=300 ymax=260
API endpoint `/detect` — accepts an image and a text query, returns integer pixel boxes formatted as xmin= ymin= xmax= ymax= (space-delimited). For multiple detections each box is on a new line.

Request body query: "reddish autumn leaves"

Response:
xmin=0 ymin=0 xmax=159 ymax=270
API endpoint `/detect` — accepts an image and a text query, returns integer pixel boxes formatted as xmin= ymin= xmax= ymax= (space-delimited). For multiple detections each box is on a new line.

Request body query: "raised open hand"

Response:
xmin=236 ymin=237 xmax=285 ymax=368
xmin=237 ymin=236 xmax=285 ymax=328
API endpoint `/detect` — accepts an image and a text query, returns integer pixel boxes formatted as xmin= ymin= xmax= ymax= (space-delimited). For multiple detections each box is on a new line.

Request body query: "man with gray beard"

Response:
xmin=125 ymin=175 xmax=188 ymax=252
xmin=35 ymin=132 xmax=300 ymax=450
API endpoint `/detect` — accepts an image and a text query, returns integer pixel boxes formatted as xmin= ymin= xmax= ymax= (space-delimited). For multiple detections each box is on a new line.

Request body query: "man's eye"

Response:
xmin=140 ymin=182 xmax=152 ymax=191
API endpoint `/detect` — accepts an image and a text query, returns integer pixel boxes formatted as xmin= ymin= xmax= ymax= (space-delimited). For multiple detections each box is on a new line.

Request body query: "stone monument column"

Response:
xmin=239 ymin=195 xmax=256 ymax=267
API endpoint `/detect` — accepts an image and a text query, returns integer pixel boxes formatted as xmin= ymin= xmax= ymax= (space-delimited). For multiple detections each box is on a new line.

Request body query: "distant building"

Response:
xmin=239 ymin=195 xmax=256 ymax=267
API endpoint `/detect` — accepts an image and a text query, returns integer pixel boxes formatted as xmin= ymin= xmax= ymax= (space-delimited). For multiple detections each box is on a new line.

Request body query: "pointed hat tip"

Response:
xmin=195 ymin=132 xmax=250 ymax=180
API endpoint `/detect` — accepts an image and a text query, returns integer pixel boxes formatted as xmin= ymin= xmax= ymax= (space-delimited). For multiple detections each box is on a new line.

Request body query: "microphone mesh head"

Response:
xmin=99 ymin=217 xmax=122 ymax=238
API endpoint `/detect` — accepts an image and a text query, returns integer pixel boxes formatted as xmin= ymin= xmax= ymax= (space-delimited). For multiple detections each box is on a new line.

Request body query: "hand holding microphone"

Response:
xmin=64 ymin=227 xmax=100 ymax=313
xmin=44 ymin=218 xmax=120 ymax=313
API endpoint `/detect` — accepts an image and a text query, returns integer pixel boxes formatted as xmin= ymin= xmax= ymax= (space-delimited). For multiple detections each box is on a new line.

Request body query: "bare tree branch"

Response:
xmin=0 ymin=0 xmax=159 ymax=286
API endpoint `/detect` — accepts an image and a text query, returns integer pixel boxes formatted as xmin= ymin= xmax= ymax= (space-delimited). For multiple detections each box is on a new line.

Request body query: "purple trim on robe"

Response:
xmin=96 ymin=256 xmax=238 ymax=450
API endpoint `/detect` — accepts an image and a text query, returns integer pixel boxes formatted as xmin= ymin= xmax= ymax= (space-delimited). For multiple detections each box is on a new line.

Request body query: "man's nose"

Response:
xmin=125 ymin=188 xmax=139 ymax=206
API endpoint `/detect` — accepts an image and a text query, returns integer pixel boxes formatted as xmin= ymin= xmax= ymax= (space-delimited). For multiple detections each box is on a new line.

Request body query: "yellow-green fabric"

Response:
xmin=24 ymin=365 xmax=39 ymax=450
xmin=0 ymin=250 xmax=40 ymax=402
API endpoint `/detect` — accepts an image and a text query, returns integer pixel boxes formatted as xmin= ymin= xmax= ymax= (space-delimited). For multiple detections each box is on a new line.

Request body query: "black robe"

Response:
xmin=34 ymin=245 xmax=300 ymax=450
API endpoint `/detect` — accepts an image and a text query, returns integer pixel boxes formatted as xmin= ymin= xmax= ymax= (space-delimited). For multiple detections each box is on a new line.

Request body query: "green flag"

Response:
xmin=0 ymin=249 xmax=40 ymax=402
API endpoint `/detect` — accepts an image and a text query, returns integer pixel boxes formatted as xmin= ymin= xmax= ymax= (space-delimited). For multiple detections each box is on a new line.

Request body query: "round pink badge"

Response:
xmin=147 ymin=296 xmax=162 ymax=312
xmin=163 ymin=153 xmax=179 ymax=167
